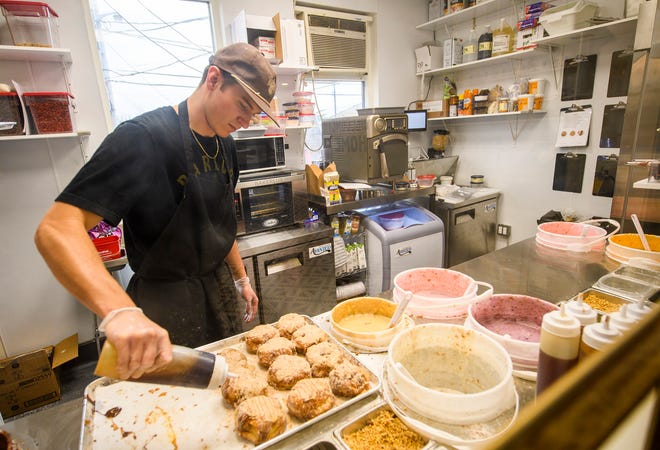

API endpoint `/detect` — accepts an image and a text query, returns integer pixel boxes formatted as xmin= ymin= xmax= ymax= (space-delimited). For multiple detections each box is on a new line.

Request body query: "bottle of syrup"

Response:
xmin=536 ymin=304 xmax=581 ymax=396
xmin=579 ymin=315 xmax=621 ymax=361
xmin=95 ymin=341 xmax=229 ymax=389
xmin=477 ymin=25 xmax=493 ymax=60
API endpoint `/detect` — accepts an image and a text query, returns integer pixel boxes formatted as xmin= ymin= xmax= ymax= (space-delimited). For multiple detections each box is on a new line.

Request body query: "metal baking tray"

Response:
xmin=571 ymin=288 xmax=634 ymax=315
xmin=79 ymin=316 xmax=381 ymax=450
xmin=334 ymin=401 xmax=436 ymax=450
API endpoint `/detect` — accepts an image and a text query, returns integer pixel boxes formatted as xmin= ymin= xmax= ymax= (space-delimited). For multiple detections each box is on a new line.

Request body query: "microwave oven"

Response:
xmin=234 ymin=135 xmax=286 ymax=173
xmin=234 ymin=170 xmax=307 ymax=235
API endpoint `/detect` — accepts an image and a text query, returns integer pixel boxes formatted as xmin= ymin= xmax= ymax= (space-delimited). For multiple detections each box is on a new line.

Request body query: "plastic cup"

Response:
xmin=528 ymin=78 xmax=547 ymax=96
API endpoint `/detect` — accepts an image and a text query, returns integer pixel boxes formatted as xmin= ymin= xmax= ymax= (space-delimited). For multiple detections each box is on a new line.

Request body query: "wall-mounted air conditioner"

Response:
xmin=296 ymin=6 xmax=372 ymax=72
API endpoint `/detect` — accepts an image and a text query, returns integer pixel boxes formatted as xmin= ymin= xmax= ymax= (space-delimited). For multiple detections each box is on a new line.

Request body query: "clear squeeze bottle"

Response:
xmin=579 ymin=316 xmax=621 ymax=361
xmin=536 ymin=304 xmax=581 ymax=396
xmin=95 ymin=341 xmax=229 ymax=389
xmin=491 ymin=18 xmax=514 ymax=57
xmin=477 ymin=25 xmax=492 ymax=60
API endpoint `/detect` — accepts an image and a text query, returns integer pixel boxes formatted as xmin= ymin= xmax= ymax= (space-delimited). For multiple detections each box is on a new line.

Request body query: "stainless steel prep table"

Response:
xmin=1 ymin=236 xmax=622 ymax=449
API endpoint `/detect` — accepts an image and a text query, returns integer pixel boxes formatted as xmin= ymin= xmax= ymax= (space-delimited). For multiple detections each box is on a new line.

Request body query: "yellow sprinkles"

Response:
xmin=343 ymin=409 xmax=427 ymax=450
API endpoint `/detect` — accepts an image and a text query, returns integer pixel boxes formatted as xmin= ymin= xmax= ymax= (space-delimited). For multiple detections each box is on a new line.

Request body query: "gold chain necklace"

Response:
xmin=190 ymin=128 xmax=219 ymax=159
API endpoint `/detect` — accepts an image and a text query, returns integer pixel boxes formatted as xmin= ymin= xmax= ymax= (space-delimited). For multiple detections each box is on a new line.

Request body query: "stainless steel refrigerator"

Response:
xmin=610 ymin=0 xmax=660 ymax=234
xmin=431 ymin=190 xmax=500 ymax=267
xmin=236 ymin=224 xmax=337 ymax=331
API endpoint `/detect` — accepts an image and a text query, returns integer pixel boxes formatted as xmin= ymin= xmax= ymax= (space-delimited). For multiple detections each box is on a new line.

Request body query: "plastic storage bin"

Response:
xmin=0 ymin=92 xmax=24 ymax=135
xmin=539 ymin=0 xmax=598 ymax=36
xmin=0 ymin=1 xmax=60 ymax=47
xmin=23 ymin=91 xmax=74 ymax=134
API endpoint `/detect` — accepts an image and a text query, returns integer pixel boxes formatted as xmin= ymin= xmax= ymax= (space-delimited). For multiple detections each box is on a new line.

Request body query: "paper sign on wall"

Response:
xmin=556 ymin=105 xmax=592 ymax=147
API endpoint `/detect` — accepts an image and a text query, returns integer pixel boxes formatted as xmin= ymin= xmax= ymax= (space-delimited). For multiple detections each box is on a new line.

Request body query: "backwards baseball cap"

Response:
xmin=210 ymin=43 xmax=278 ymax=124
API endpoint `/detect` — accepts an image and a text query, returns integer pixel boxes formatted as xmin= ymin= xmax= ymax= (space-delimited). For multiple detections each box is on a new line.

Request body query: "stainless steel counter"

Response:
xmin=1 ymin=237 xmax=623 ymax=449
xmin=452 ymin=236 xmax=620 ymax=304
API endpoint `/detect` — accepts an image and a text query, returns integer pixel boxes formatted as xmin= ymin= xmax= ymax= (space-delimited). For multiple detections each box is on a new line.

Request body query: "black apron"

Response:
xmin=126 ymin=100 xmax=241 ymax=347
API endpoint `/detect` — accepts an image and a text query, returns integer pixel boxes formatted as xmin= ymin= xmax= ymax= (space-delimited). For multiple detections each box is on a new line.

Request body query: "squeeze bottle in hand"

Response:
xmin=95 ymin=341 xmax=229 ymax=389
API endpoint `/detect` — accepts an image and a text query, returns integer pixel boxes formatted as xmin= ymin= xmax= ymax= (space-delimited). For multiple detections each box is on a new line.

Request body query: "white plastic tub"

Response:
xmin=465 ymin=294 xmax=559 ymax=371
xmin=393 ymin=267 xmax=493 ymax=322
xmin=386 ymin=323 xmax=516 ymax=425
xmin=540 ymin=0 xmax=598 ymax=36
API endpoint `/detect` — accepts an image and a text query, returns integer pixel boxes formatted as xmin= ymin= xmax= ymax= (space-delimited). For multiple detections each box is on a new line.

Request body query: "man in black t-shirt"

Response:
xmin=35 ymin=43 xmax=277 ymax=380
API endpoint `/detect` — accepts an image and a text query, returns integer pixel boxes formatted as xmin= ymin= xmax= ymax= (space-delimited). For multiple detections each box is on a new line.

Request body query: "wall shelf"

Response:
xmin=429 ymin=110 xmax=546 ymax=122
xmin=416 ymin=47 xmax=540 ymax=76
xmin=274 ymin=64 xmax=317 ymax=76
xmin=535 ymin=17 xmax=638 ymax=47
xmin=0 ymin=131 xmax=90 ymax=142
xmin=633 ymin=179 xmax=660 ymax=190
xmin=417 ymin=0 xmax=514 ymax=31
xmin=0 ymin=45 xmax=72 ymax=63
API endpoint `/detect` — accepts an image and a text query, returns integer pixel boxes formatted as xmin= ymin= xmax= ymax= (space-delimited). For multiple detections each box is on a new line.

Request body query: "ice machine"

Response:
xmin=359 ymin=201 xmax=444 ymax=295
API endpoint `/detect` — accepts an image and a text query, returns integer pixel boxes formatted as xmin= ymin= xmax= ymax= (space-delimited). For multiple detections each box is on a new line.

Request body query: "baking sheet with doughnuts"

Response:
xmin=80 ymin=315 xmax=380 ymax=450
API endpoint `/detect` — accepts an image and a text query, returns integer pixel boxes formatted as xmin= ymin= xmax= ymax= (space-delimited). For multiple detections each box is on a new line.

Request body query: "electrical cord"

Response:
xmin=406 ymin=75 xmax=434 ymax=109
xmin=303 ymin=70 xmax=324 ymax=152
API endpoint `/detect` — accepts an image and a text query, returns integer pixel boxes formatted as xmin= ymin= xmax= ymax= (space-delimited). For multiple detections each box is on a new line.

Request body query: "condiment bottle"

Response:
xmin=491 ymin=17 xmax=514 ymax=57
xmin=477 ymin=25 xmax=493 ymax=60
xmin=462 ymin=27 xmax=478 ymax=63
xmin=626 ymin=301 xmax=652 ymax=322
xmin=536 ymin=304 xmax=581 ymax=396
xmin=564 ymin=295 xmax=598 ymax=330
xmin=609 ymin=304 xmax=637 ymax=334
xmin=449 ymin=94 xmax=459 ymax=117
xmin=95 ymin=341 xmax=229 ymax=389
xmin=579 ymin=316 xmax=621 ymax=361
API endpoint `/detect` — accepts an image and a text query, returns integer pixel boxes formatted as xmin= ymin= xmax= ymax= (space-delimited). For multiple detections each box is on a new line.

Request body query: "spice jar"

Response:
xmin=473 ymin=95 xmax=489 ymax=115
xmin=497 ymin=97 xmax=509 ymax=113
xmin=432 ymin=129 xmax=449 ymax=151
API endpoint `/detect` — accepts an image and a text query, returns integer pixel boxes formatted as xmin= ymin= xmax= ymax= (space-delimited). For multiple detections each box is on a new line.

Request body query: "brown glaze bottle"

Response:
xmin=95 ymin=342 xmax=228 ymax=389
xmin=536 ymin=304 xmax=581 ymax=396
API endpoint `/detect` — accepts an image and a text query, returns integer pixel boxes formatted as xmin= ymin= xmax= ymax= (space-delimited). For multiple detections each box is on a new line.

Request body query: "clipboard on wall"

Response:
xmin=561 ymin=54 xmax=597 ymax=101
xmin=553 ymin=152 xmax=586 ymax=193
xmin=556 ymin=104 xmax=592 ymax=147
xmin=592 ymin=154 xmax=618 ymax=197
xmin=599 ymin=102 xmax=626 ymax=148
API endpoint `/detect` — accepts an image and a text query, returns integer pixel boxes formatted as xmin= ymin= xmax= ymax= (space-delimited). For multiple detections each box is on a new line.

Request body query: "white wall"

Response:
xmin=409 ymin=1 xmax=628 ymax=247
xmin=0 ymin=0 xmax=111 ymax=355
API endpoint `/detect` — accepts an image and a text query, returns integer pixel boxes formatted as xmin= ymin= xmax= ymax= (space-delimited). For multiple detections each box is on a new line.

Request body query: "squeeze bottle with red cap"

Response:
xmin=95 ymin=342 xmax=229 ymax=389
xmin=536 ymin=304 xmax=581 ymax=396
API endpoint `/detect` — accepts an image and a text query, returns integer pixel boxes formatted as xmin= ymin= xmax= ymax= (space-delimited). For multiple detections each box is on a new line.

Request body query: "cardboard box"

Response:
xmin=516 ymin=26 xmax=545 ymax=50
xmin=0 ymin=334 xmax=78 ymax=418
xmin=415 ymin=45 xmax=443 ymax=73
xmin=422 ymin=99 xmax=447 ymax=118
xmin=443 ymin=38 xmax=463 ymax=67
xmin=273 ymin=14 xmax=308 ymax=67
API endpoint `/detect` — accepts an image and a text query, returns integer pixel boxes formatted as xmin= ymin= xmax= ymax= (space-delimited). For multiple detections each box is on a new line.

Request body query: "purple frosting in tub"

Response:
xmin=472 ymin=294 xmax=559 ymax=342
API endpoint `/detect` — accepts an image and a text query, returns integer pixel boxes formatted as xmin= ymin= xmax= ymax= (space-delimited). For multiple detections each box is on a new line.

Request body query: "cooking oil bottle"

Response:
xmin=95 ymin=341 xmax=229 ymax=389
xmin=462 ymin=26 xmax=478 ymax=63
xmin=492 ymin=18 xmax=514 ymax=57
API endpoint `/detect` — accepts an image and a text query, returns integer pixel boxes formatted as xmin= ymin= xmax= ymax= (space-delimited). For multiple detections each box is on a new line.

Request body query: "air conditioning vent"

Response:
xmin=308 ymin=15 xmax=366 ymax=33
xmin=297 ymin=7 xmax=371 ymax=72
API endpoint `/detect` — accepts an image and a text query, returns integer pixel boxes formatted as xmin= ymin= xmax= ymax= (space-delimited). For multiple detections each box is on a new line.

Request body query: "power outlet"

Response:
xmin=497 ymin=224 xmax=511 ymax=237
